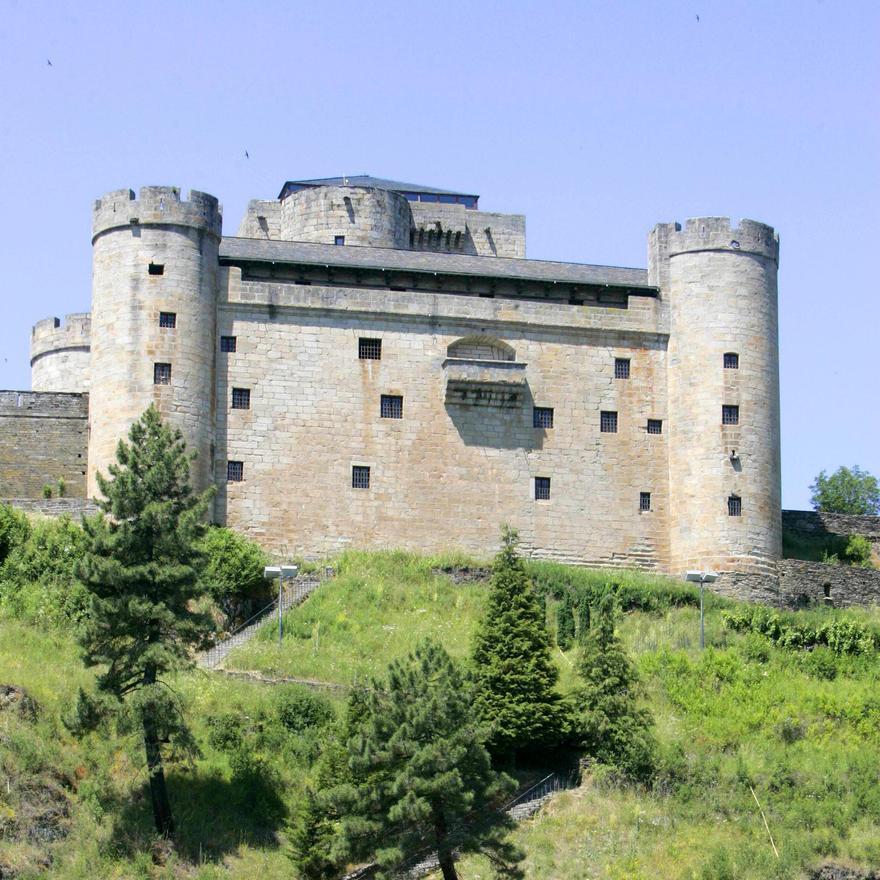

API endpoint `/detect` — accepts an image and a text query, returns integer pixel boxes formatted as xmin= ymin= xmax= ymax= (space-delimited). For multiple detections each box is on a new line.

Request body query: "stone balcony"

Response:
xmin=442 ymin=358 xmax=528 ymax=408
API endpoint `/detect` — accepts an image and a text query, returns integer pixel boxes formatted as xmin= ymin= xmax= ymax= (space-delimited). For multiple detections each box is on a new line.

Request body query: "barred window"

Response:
xmin=148 ymin=263 xmax=164 ymax=276
xmin=647 ymin=419 xmax=663 ymax=435
xmin=614 ymin=358 xmax=630 ymax=379
xmin=227 ymin=461 xmax=244 ymax=482
xmin=334 ymin=235 xmax=345 ymax=246
xmin=359 ymin=338 xmax=382 ymax=360
xmin=640 ymin=492 xmax=652 ymax=512
xmin=231 ymin=388 xmax=251 ymax=410
xmin=153 ymin=362 xmax=171 ymax=385
xmin=722 ymin=405 xmax=739 ymax=425
xmin=533 ymin=406 xmax=554 ymax=429
xmin=220 ymin=336 xmax=237 ymax=353
xmin=352 ymin=465 xmax=371 ymax=489
xmin=535 ymin=477 xmax=551 ymax=500
xmin=159 ymin=311 xmax=176 ymax=328
xmin=380 ymin=395 xmax=403 ymax=419
xmin=724 ymin=352 xmax=739 ymax=369
xmin=728 ymin=495 xmax=742 ymax=516
xmin=600 ymin=411 xmax=618 ymax=433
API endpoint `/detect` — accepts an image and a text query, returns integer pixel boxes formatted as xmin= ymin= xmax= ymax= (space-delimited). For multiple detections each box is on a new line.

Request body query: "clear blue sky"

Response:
xmin=1 ymin=0 xmax=877 ymax=509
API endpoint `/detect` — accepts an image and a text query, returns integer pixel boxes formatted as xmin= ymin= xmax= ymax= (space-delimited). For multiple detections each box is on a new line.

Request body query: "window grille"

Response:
xmin=153 ymin=362 xmax=171 ymax=385
xmin=647 ymin=419 xmax=663 ymax=434
xmin=722 ymin=405 xmax=739 ymax=425
xmin=728 ymin=495 xmax=742 ymax=516
xmin=640 ymin=492 xmax=651 ymax=512
xmin=533 ymin=407 xmax=554 ymax=429
xmin=220 ymin=336 xmax=237 ymax=353
xmin=724 ymin=352 xmax=739 ymax=369
xmin=535 ymin=477 xmax=551 ymax=500
xmin=231 ymin=388 xmax=251 ymax=410
xmin=227 ymin=461 xmax=244 ymax=482
xmin=380 ymin=395 xmax=403 ymax=419
xmin=352 ymin=465 xmax=371 ymax=489
xmin=600 ymin=411 xmax=618 ymax=433
xmin=614 ymin=358 xmax=631 ymax=379
xmin=148 ymin=263 xmax=164 ymax=276
xmin=359 ymin=338 xmax=382 ymax=360
xmin=159 ymin=312 xmax=176 ymax=328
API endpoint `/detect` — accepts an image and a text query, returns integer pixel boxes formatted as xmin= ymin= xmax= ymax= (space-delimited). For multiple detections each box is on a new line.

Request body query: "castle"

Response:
xmin=5 ymin=176 xmax=783 ymax=576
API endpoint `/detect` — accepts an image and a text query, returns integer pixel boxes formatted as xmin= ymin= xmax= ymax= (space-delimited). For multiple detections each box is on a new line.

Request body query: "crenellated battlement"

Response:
xmin=652 ymin=217 xmax=778 ymax=263
xmin=92 ymin=186 xmax=222 ymax=241
xmin=30 ymin=313 xmax=91 ymax=361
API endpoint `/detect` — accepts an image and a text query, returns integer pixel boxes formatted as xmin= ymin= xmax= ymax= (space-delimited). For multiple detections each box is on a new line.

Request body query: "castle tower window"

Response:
xmin=220 ymin=335 xmax=237 ymax=353
xmin=600 ymin=411 xmax=618 ymax=433
xmin=535 ymin=477 xmax=551 ymax=500
xmin=380 ymin=394 xmax=403 ymax=419
xmin=722 ymin=405 xmax=740 ymax=425
xmin=231 ymin=388 xmax=251 ymax=410
xmin=533 ymin=407 xmax=554 ymax=429
xmin=359 ymin=338 xmax=382 ymax=360
xmin=227 ymin=461 xmax=244 ymax=482
xmin=334 ymin=235 xmax=345 ymax=246
xmin=640 ymin=492 xmax=652 ymax=512
xmin=148 ymin=262 xmax=164 ymax=276
xmin=153 ymin=362 xmax=171 ymax=385
xmin=724 ymin=352 xmax=739 ymax=369
xmin=728 ymin=495 xmax=742 ymax=516
xmin=159 ymin=312 xmax=176 ymax=329
xmin=647 ymin=419 xmax=663 ymax=435
xmin=352 ymin=465 xmax=371 ymax=489
xmin=614 ymin=358 xmax=631 ymax=379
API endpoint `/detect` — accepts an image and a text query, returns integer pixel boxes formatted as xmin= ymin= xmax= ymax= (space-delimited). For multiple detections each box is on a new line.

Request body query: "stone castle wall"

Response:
xmin=0 ymin=392 xmax=88 ymax=498
xmin=30 ymin=314 xmax=91 ymax=393
xmin=782 ymin=509 xmax=880 ymax=556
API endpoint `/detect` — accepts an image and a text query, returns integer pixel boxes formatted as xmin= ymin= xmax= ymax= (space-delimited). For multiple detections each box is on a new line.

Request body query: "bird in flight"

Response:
xmin=245 ymin=150 xmax=250 ymax=159
xmin=47 ymin=58 xmax=53 ymax=66
xmin=695 ymin=13 xmax=700 ymax=22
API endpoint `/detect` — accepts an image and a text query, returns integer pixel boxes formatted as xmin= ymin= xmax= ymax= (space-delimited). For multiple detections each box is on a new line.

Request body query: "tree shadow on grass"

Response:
xmin=108 ymin=766 xmax=287 ymax=865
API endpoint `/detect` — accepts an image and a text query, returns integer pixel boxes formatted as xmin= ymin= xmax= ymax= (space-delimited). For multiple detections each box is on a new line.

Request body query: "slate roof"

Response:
xmin=277 ymin=175 xmax=479 ymax=201
xmin=219 ymin=237 xmax=653 ymax=292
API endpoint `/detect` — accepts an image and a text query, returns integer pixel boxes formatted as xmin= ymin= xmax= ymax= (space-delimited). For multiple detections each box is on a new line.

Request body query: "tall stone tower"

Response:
xmin=88 ymin=187 xmax=222 ymax=497
xmin=651 ymin=218 xmax=782 ymax=575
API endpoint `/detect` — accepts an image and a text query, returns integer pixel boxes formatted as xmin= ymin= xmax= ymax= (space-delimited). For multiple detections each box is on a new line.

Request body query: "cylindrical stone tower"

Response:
xmin=88 ymin=186 xmax=222 ymax=498
xmin=30 ymin=313 xmax=91 ymax=392
xmin=281 ymin=185 xmax=411 ymax=247
xmin=651 ymin=217 xmax=781 ymax=575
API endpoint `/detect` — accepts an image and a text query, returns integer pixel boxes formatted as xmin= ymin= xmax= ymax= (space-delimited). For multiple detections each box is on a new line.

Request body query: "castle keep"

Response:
xmin=7 ymin=176 xmax=783 ymax=576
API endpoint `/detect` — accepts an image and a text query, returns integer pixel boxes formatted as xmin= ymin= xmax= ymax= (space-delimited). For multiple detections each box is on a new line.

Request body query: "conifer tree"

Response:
xmin=471 ymin=526 xmax=568 ymax=760
xmin=332 ymin=640 xmax=519 ymax=880
xmin=72 ymin=405 xmax=213 ymax=836
xmin=556 ymin=590 xmax=575 ymax=651
xmin=576 ymin=595 xmax=591 ymax=646
xmin=573 ymin=594 xmax=656 ymax=782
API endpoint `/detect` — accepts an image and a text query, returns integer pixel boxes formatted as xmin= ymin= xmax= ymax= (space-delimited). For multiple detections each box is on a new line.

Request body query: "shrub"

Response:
xmin=842 ymin=534 xmax=874 ymax=568
xmin=741 ymin=632 xmax=771 ymax=664
xmin=801 ymin=647 xmax=838 ymax=680
xmin=273 ymin=686 xmax=336 ymax=734
xmin=0 ymin=503 xmax=31 ymax=565
xmin=556 ymin=591 xmax=575 ymax=650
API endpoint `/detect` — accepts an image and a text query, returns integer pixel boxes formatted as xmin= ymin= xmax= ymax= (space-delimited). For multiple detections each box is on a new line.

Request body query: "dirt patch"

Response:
xmin=431 ymin=565 xmax=492 ymax=585
xmin=810 ymin=865 xmax=880 ymax=880
xmin=0 ymin=685 xmax=37 ymax=721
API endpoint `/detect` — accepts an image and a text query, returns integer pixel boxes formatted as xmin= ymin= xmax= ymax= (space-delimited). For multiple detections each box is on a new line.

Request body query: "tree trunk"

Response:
xmin=433 ymin=809 xmax=459 ymax=880
xmin=142 ymin=666 xmax=175 ymax=836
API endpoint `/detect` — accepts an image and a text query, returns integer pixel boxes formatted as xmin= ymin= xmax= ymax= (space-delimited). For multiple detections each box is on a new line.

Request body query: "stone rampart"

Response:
xmin=0 ymin=392 xmax=88 ymax=499
xmin=782 ymin=509 xmax=880 ymax=549
xmin=1 ymin=498 xmax=99 ymax=520
xmin=92 ymin=187 xmax=222 ymax=241
xmin=30 ymin=313 xmax=91 ymax=392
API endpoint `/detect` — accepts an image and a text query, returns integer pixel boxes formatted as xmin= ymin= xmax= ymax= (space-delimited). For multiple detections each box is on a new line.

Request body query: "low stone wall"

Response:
xmin=783 ymin=509 xmax=880 ymax=550
xmin=1 ymin=498 xmax=99 ymax=520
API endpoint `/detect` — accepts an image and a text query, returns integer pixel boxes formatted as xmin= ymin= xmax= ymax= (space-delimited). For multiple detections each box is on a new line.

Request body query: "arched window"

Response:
xmin=446 ymin=335 xmax=515 ymax=362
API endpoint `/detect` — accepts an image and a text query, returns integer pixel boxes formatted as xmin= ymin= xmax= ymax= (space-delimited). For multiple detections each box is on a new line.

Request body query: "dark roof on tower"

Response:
xmin=278 ymin=176 xmax=480 ymax=206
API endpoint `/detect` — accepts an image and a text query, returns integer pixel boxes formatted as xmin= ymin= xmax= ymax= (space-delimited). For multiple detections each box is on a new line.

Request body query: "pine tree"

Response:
xmin=573 ymin=594 xmax=656 ymax=782
xmin=286 ymin=786 xmax=338 ymax=880
xmin=332 ymin=641 xmax=519 ymax=880
xmin=556 ymin=590 xmax=575 ymax=651
xmin=471 ymin=526 xmax=568 ymax=760
xmin=576 ymin=595 xmax=591 ymax=646
xmin=72 ymin=405 xmax=214 ymax=836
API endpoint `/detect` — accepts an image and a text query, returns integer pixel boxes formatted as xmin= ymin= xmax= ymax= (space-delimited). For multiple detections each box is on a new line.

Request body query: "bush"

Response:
xmin=0 ymin=503 xmax=31 ymax=565
xmin=273 ymin=686 xmax=336 ymax=734
xmin=801 ymin=647 xmax=838 ymax=680
xmin=842 ymin=535 xmax=874 ymax=568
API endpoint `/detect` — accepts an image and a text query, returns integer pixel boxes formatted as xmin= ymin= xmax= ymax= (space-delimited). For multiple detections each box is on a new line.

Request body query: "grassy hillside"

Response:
xmin=2 ymin=551 xmax=880 ymax=879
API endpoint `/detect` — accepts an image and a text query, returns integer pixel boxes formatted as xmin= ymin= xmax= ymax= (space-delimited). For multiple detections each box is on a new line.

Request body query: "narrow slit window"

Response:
xmin=724 ymin=352 xmax=739 ymax=369
xmin=614 ymin=358 xmax=631 ymax=379
xmin=153 ymin=362 xmax=171 ymax=385
xmin=535 ymin=477 xmax=551 ymax=500
xmin=600 ymin=411 xmax=618 ymax=433
xmin=380 ymin=395 xmax=403 ymax=419
xmin=159 ymin=311 xmax=176 ymax=328
xmin=359 ymin=338 xmax=382 ymax=360
xmin=231 ymin=388 xmax=251 ymax=410
xmin=227 ymin=461 xmax=244 ymax=482
xmin=533 ymin=406 xmax=554 ymax=429
xmin=722 ymin=405 xmax=740 ymax=425
xmin=728 ymin=495 xmax=742 ymax=516
xmin=639 ymin=492 xmax=652 ymax=512
xmin=220 ymin=335 xmax=237 ymax=353
xmin=148 ymin=263 xmax=164 ymax=276
xmin=647 ymin=419 xmax=663 ymax=435
xmin=352 ymin=465 xmax=371 ymax=489
xmin=334 ymin=235 xmax=345 ymax=246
